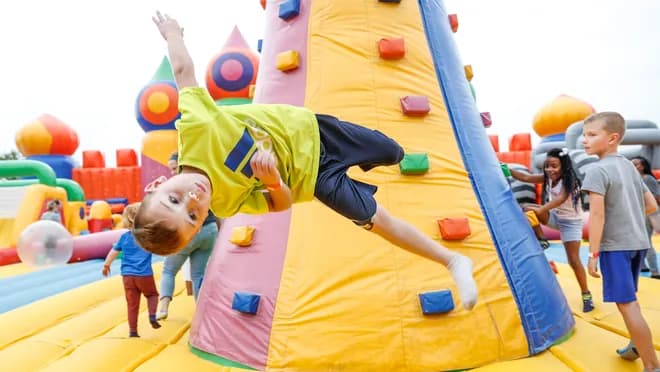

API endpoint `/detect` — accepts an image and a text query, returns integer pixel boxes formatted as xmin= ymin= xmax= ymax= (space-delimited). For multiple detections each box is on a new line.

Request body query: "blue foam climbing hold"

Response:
xmin=232 ymin=292 xmax=261 ymax=315
xmin=257 ymin=39 xmax=263 ymax=53
xmin=279 ymin=0 xmax=300 ymax=21
xmin=419 ymin=290 xmax=454 ymax=315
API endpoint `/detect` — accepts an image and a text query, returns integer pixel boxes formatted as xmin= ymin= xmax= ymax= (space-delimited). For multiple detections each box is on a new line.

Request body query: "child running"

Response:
xmin=510 ymin=148 xmax=594 ymax=312
xmin=102 ymin=203 xmax=162 ymax=337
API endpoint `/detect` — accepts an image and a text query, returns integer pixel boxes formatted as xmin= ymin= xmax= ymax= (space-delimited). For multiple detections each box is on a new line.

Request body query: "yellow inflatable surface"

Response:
xmin=0 ymin=260 xmax=658 ymax=371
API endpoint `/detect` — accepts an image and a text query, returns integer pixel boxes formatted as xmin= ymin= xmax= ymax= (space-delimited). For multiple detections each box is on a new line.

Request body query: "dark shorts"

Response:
xmin=314 ymin=114 xmax=404 ymax=225
xmin=600 ymin=249 xmax=646 ymax=303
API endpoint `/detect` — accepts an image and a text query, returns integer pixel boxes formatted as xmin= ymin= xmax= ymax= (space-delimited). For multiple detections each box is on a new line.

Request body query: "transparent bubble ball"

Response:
xmin=17 ymin=220 xmax=74 ymax=267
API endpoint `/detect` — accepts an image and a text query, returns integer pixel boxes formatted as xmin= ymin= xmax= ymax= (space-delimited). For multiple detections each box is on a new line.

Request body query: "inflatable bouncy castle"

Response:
xmin=1 ymin=2 xmax=659 ymax=371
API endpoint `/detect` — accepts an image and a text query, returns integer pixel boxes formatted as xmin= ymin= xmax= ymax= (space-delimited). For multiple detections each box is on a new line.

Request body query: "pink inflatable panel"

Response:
xmin=69 ymin=229 xmax=127 ymax=263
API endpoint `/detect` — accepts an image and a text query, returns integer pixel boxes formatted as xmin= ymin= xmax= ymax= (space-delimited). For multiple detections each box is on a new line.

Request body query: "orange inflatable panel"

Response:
xmin=509 ymin=133 xmax=532 ymax=151
xmin=489 ymin=135 xmax=500 ymax=153
xmin=82 ymin=150 xmax=106 ymax=168
xmin=73 ymin=166 xmax=141 ymax=203
xmin=116 ymin=149 xmax=138 ymax=167
xmin=497 ymin=151 xmax=532 ymax=169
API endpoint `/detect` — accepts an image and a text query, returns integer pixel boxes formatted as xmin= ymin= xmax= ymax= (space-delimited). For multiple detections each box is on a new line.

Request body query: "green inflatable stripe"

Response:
xmin=0 ymin=160 xmax=56 ymax=186
xmin=216 ymin=98 xmax=253 ymax=106
xmin=0 ymin=160 xmax=85 ymax=201
xmin=54 ymin=178 xmax=85 ymax=201
xmin=188 ymin=344 xmax=257 ymax=370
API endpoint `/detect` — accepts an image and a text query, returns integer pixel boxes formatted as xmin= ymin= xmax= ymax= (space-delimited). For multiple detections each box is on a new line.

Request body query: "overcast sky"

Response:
xmin=1 ymin=1 xmax=658 ymax=165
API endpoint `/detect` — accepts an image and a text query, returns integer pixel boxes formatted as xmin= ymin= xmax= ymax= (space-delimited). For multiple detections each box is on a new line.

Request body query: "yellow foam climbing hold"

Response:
xmin=276 ymin=50 xmax=300 ymax=72
xmin=230 ymin=226 xmax=256 ymax=247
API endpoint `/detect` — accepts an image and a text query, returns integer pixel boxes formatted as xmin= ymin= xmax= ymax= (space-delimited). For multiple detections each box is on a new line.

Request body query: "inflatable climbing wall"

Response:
xmin=189 ymin=0 xmax=574 ymax=370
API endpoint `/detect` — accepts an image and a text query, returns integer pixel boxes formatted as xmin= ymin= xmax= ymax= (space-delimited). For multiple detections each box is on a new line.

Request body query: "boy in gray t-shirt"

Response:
xmin=581 ymin=112 xmax=659 ymax=370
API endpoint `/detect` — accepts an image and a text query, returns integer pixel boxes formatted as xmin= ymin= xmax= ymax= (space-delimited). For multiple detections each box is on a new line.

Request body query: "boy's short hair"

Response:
xmin=132 ymin=195 xmax=182 ymax=255
xmin=122 ymin=202 xmax=141 ymax=228
xmin=584 ymin=111 xmax=626 ymax=139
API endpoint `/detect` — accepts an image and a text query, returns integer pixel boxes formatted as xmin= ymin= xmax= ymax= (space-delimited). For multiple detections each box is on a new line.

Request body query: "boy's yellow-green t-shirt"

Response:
xmin=176 ymin=87 xmax=320 ymax=218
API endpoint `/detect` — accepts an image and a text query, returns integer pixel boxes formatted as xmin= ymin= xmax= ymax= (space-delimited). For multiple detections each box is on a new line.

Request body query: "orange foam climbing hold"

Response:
xmin=437 ymin=218 xmax=471 ymax=241
xmin=448 ymin=14 xmax=459 ymax=33
xmin=378 ymin=38 xmax=406 ymax=60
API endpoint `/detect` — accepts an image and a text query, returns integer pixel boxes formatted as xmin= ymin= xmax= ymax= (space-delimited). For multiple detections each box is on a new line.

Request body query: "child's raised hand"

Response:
xmin=152 ymin=11 xmax=184 ymax=41
xmin=250 ymin=150 xmax=281 ymax=187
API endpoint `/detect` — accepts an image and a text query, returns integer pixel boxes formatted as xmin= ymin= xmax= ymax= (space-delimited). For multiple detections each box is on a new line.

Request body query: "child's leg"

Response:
xmin=564 ymin=240 xmax=589 ymax=291
xmin=524 ymin=210 xmax=549 ymax=249
xmin=558 ymin=221 xmax=586 ymax=284
xmin=159 ymin=250 xmax=191 ymax=318
xmin=601 ymin=250 xmax=657 ymax=368
xmin=314 ymin=117 xmax=475 ymax=309
xmin=564 ymin=239 xmax=593 ymax=312
xmin=371 ymin=204 xmax=477 ymax=310
xmin=189 ymin=225 xmax=217 ymax=300
xmin=534 ymin=208 xmax=550 ymax=225
xmin=617 ymin=301 xmax=660 ymax=370
xmin=122 ymin=276 xmax=140 ymax=336
xmin=531 ymin=224 xmax=546 ymax=240
xmin=136 ymin=276 xmax=161 ymax=329
xmin=315 ymin=114 xmax=404 ymax=172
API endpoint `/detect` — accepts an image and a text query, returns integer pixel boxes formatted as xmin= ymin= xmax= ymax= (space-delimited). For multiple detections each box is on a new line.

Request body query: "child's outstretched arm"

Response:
xmin=643 ymin=190 xmax=658 ymax=215
xmin=509 ymin=168 xmax=544 ymax=184
xmin=533 ymin=191 xmax=569 ymax=215
xmin=102 ymin=249 xmax=120 ymax=276
xmin=153 ymin=11 xmax=198 ymax=89
xmin=587 ymin=191 xmax=605 ymax=278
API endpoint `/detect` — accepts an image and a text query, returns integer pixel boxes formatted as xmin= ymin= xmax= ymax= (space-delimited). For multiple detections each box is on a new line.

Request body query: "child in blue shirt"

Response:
xmin=102 ymin=203 xmax=161 ymax=337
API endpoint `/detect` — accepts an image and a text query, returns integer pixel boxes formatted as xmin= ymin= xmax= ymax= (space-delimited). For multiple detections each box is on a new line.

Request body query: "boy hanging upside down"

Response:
xmin=133 ymin=11 xmax=478 ymax=311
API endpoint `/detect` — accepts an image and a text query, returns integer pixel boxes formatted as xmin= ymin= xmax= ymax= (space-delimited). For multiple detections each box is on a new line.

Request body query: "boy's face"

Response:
xmin=582 ymin=120 xmax=618 ymax=157
xmin=143 ymin=173 xmax=212 ymax=248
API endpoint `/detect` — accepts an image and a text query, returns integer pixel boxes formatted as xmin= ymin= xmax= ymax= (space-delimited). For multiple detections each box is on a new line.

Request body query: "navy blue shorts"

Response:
xmin=314 ymin=114 xmax=404 ymax=225
xmin=600 ymin=249 xmax=647 ymax=303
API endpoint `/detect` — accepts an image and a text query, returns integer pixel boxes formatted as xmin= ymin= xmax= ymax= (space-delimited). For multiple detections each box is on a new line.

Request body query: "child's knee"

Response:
xmin=389 ymin=142 xmax=404 ymax=164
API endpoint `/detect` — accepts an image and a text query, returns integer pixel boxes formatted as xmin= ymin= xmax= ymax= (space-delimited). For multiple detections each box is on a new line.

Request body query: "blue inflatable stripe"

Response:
xmin=418 ymin=0 xmax=574 ymax=354
xmin=540 ymin=133 xmax=566 ymax=143
xmin=0 ymin=257 xmax=164 ymax=314
xmin=0 ymin=260 xmax=102 ymax=296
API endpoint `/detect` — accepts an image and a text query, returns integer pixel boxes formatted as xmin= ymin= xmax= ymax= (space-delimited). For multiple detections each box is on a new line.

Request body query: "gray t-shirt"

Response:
xmin=582 ymin=154 xmax=650 ymax=251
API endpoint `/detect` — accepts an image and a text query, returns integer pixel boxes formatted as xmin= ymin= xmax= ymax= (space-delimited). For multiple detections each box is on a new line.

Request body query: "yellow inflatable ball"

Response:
xmin=532 ymin=95 xmax=595 ymax=137
xmin=111 ymin=214 xmax=124 ymax=229
xmin=89 ymin=201 xmax=112 ymax=220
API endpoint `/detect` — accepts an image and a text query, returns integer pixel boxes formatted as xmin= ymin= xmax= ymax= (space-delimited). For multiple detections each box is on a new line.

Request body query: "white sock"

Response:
xmin=448 ymin=254 xmax=478 ymax=310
